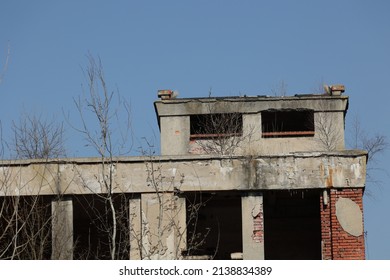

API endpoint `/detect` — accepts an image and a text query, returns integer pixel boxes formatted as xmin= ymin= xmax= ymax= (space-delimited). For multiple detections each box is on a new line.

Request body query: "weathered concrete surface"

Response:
xmin=253 ymin=151 xmax=367 ymax=190
xmin=51 ymin=198 xmax=73 ymax=260
xmin=241 ymin=193 xmax=264 ymax=260
xmin=336 ymin=197 xmax=363 ymax=237
xmin=0 ymin=151 xmax=367 ymax=196
xmin=154 ymin=95 xmax=349 ymax=117
xmin=160 ymin=116 xmax=190 ymax=155
xmin=0 ymin=162 xmax=59 ymax=196
xmin=130 ymin=193 xmax=186 ymax=260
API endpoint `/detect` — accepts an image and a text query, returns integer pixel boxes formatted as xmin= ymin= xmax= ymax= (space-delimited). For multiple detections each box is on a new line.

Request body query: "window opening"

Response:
xmin=261 ymin=110 xmax=314 ymax=138
xmin=190 ymin=113 xmax=243 ymax=140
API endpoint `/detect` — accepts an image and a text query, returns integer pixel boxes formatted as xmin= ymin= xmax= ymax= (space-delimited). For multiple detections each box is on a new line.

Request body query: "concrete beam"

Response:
xmin=154 ymin=95 xmax=349 ymax=117
xmin=0 ymin=151 xmax=366 ymax=196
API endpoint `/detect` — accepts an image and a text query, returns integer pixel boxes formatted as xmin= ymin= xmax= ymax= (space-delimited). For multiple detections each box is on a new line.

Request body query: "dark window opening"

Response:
xmin=184 ymin=192 xmax=242 ymax=260
xmin=262 ymin=110 xmax=314 ymax=138
xmin=263 ymin=190 xmax=321 ymax=260
xmin=190 ymin=113 xmax=243 ymax=140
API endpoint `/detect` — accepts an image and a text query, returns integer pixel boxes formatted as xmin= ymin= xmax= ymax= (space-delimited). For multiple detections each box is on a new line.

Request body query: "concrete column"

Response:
xmin=241 ymin=113 xmax=263 ymax=155
xmin=140 ymin=192 xmax=177 ymax=259
xmin=129 ymin=196 xmax=142 ymax=260
xmin=241 ymin=192 xmax=264 ymax=260
xmin=51 ymin=197 xmax=73 ymax=260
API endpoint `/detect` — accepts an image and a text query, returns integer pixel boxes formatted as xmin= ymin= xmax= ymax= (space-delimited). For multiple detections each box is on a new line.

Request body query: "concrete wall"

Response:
xmin=160 ymin=116 xmax=190 ymax=155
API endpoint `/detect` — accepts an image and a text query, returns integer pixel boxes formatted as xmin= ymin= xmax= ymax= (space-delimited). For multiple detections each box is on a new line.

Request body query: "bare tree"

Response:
xmin=136 ymin=141 xmax=212 ymax=260
xmin=349 ymin=116 xmax=388 ymax=162
xmin=0 ymin=195 xmax=52 ymax=259
xmin=70 ymin=53 xmax=132 ymax=259
xmin=0 ymin=110 xmax=66 ymax=259
xmin=271 ymin=80 xmax=287 ymax=97
xmin=12 ymin=114 xmax=65 ymax=159
xmin=0 ymin=158 xmax=55 ymax=260
xmin=348 ymin=116 xmax=388 ymax=183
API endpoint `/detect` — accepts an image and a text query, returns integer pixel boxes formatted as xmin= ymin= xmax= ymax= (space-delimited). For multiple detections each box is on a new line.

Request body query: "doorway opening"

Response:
xmin=264 ymin=190 xmax=321 ymax=260
xmin=184 ymin=192 xmax=242 ymax=259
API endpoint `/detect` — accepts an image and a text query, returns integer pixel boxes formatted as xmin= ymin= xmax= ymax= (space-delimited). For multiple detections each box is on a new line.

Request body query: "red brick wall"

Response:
xmin=320 ymin=189 xmax=365 ymax=260
xmin=320 ymin=192 xmax=332 ymax=259
xmin=252 ymin=207 xmax=264 ymax=243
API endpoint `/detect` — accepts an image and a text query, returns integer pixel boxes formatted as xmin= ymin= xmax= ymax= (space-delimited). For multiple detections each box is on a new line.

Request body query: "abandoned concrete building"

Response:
xmin=0 ymin=85 xmax=367 ymax=260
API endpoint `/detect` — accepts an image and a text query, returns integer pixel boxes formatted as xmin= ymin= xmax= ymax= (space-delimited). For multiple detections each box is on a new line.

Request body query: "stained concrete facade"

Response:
xmin=0 ymin=88 xmax=367 ymax=260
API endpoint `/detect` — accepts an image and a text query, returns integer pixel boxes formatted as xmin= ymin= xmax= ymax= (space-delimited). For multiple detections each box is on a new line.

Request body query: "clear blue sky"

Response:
xmin=1 ymin=0 xmax=389 ymax=259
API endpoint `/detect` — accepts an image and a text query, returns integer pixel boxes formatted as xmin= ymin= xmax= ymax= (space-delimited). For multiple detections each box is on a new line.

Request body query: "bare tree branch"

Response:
xmin=12 ymin=114 xmax=65 ymax=159
xmin=70 ymin=53 xmax=133 ymax=259
xmin=347 ymin=115 xmax=389 ymax=195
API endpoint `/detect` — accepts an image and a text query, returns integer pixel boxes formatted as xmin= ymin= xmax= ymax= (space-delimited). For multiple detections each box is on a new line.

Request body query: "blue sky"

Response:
xmin=1 ymin=0 xmax=389 ymax=259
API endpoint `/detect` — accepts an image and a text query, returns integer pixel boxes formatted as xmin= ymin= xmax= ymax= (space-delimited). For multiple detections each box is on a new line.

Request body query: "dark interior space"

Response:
xmin=184 ymin=192 xmax=242 ymax=259
xmin=264 ymin=190 xmax=321 ymax=260
xmin=72 ymin=194 xmax=130 ymax=260
xmin=0 ymin=195 xmax=52 ymax=259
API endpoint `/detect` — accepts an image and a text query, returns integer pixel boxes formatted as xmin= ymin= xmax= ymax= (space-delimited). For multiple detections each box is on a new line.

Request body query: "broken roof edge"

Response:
xmin=154 ymin=94 xmax=349 ymax=121
xmin=154 ymin=93 xmax=349 ymax=104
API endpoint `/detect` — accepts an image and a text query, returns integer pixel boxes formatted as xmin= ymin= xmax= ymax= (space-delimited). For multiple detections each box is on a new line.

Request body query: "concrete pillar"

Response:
xmin=129 ymin=196 xmax=142 ymax=260
xmin=51 ymin=197 xmax=73 ymax=260
xmin=140 ymin=192 xmax=177 ymax=259
xmin=241 ymin=192 xmax=264 ymax=259
xmin=174 ymin=195 xmax=187 ymax=258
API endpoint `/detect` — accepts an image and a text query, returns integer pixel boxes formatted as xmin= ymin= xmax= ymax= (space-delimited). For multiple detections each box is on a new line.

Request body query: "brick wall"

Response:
xmin=320 ymin=188 xmax=365 ymax=260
